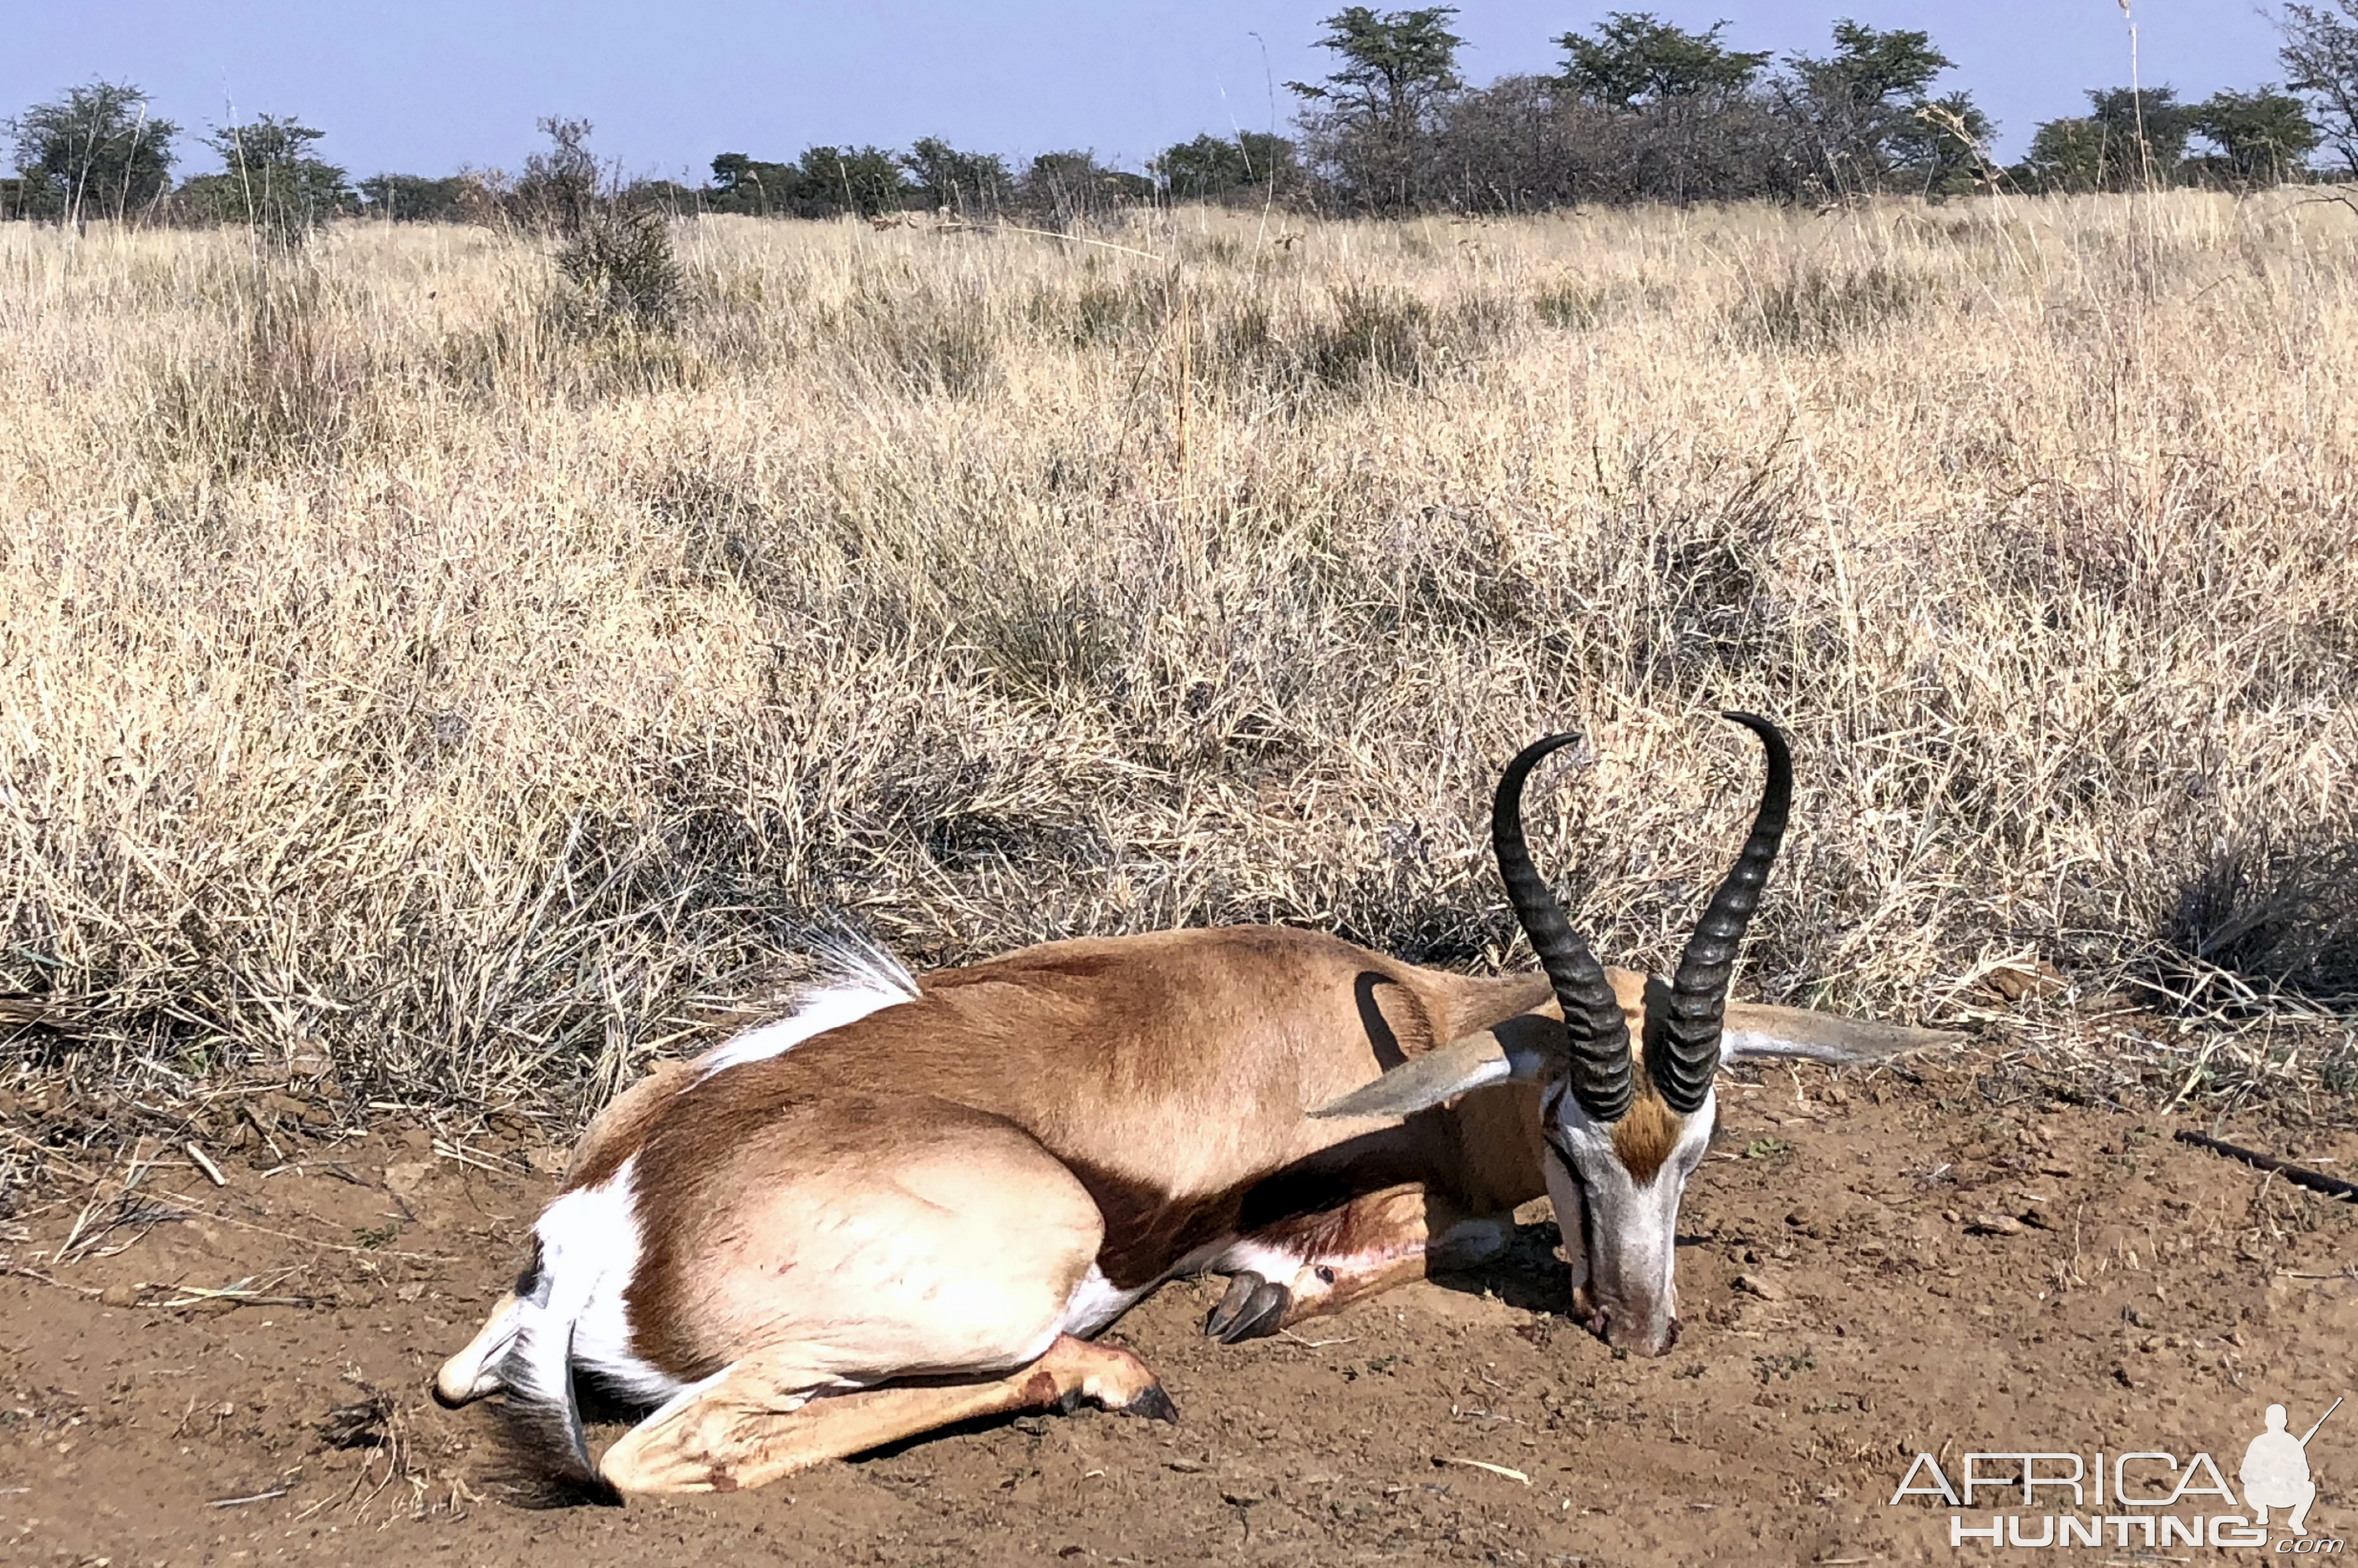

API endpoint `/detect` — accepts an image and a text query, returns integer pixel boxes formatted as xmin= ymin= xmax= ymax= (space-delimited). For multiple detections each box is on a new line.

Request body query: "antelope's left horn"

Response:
xmin=1494 ymin=733 xmax=1635 ymax=1122
xmin=1648 ymin=713 xmax=1791 ymax=1114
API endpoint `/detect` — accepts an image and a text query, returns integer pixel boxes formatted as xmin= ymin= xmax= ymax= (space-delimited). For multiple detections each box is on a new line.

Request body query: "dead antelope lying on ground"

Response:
xmin=437 ymin=713 xmax=1951 ymax=1502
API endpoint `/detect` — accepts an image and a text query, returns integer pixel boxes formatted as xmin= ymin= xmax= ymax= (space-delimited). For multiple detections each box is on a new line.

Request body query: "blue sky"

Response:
xmin=5 ymin=2 xmax=2290 ymax=179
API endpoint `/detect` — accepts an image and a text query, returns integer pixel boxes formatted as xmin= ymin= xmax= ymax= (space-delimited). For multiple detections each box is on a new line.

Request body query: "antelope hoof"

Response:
xmin=1125 ymin=1383 xmax=1180 ymax=1423
xmin=1205 ymin=1271 xmax=1290 ymax=1343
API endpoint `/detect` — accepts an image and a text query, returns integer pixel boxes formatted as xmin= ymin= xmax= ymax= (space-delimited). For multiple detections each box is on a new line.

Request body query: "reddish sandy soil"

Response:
xmin=5 ymin=1052 xmax=2355 ymax=1567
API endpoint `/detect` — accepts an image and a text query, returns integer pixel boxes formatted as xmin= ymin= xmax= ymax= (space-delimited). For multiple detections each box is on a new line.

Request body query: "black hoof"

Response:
xmin=1207 ymin=1264 xmax=1264 ymax=1330
xmin=1127 ymin=1384 xmax=1180 ymax=1424
xmin=1206 ymin=1271 xmax=1262 ymax=1338
xmin=1205 ymin=1271 xmax=1290 ymax=1343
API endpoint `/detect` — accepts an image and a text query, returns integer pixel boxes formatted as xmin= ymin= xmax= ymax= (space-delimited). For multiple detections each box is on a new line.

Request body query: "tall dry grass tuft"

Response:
xmin=1 ymin=194 xmax=2354 ymax=1116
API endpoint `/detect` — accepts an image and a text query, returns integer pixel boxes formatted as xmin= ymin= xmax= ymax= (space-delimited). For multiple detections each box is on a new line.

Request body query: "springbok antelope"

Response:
xmin=436 ymin=713 xmax=1951 ymax=1501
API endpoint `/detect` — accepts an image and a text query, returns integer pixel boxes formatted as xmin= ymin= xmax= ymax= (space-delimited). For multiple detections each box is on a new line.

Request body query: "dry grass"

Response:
xmin=2 ymin=194 xmax=2354 ymax=1118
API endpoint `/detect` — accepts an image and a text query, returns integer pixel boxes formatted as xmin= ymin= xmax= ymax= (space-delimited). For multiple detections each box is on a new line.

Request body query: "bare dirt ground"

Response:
xmin=5 ymin=1050 xmax=2355 ymax=1567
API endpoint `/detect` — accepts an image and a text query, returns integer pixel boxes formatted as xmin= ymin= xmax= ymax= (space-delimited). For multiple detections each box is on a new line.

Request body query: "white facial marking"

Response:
xmin=1543 ymin=1086 xmax=1717 ymax=1353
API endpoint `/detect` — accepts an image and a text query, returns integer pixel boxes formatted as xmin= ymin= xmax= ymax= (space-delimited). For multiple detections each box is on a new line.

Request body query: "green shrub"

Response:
xmin=1535 ymin=277 xmax=1615 ymax=330
xmin=556 ymin=206 xmax=680 ymax=328
xmin=1734 ymin=262 xmax=1919 ymax=348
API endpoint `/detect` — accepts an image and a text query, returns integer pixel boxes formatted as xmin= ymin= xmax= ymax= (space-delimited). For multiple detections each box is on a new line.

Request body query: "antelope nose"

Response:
xmin=1594 ymin=1310 xmax=1679 ymax=1357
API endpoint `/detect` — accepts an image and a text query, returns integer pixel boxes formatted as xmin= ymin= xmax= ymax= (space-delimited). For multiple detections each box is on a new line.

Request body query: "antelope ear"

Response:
xmin=1718 ymin=999 xmax=1961 ymax=1065
xmin=1309 ymin=1025 xmax=1549 ymax=1121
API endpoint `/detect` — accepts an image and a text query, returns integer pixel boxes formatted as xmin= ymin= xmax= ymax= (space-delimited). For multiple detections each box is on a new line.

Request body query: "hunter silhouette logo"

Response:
xmin=2244 ymin=1399 xmax=2339 ymax=1538
xmin=1888 ymin=1395 xmax=2346 ymax=1551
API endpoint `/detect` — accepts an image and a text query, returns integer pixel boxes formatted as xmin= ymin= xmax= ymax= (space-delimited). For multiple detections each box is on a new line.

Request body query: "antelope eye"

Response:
xmin=1315 ymin=1266 xmax=1337 ymax=1285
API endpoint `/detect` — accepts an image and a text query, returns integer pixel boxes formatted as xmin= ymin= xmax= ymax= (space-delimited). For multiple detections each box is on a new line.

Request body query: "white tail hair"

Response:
xmin=691 ymin=934 xmax=920 ymax=1081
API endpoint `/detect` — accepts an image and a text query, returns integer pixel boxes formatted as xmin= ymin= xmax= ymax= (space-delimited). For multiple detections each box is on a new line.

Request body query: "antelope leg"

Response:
xmin=1213 ymin=1182 xmax=1514 ymax=1338
xmin=600 ymin=1334 xmax=1174 ymax=1495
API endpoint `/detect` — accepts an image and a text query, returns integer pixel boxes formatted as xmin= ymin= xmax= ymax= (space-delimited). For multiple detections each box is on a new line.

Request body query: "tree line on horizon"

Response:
xmin=8 ymin=4 xmax=2358 ymax=234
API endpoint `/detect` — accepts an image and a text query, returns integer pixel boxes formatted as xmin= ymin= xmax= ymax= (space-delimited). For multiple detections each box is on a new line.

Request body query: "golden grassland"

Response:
xmin=1 ymin=193 xmax=2353 ymax=1112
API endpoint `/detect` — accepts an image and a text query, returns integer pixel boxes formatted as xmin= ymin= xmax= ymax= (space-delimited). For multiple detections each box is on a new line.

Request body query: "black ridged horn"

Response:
xmin=1494 ymin=734 xmax=1633 ymax=1122
xmin=1649 ymin=713 xmax=1792 ymax=1115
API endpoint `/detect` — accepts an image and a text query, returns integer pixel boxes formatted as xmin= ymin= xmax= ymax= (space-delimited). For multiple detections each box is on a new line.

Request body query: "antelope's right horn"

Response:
xmin=1494 ymin=734 xmax=1633 ymax=1122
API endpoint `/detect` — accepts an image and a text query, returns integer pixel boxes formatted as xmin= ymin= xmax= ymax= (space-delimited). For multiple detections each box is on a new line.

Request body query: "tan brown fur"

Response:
xmin=478 ymin=932 xmax=1912 ymax=1364
xmin=598 ymin=1335 xmax=1170 ymax=1494
xmin=1608 ymin=1091 xmax=1686 ymax=1185
xmin=597 ymin=925 xmax=1564 ymax=1380
xmin=627 ymin=1092 xmax=1102 ymax=1381
xmin=444 ymin=921 xmax=1947 ymax=1494
xmin=564 ymin=1056 xmax=694 ymax=1190
xmin=1234 ymin=1182 xmax=1513 ymax=1319
xmin=579 ymin=931 xmax=1704 ymax=1382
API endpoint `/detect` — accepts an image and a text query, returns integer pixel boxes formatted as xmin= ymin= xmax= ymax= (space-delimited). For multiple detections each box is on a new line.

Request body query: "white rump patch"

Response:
xmin=525 ymin=1157 xmax=682 ymax=1406
xmin=691 ymin=937 xmax=921 ymax=1082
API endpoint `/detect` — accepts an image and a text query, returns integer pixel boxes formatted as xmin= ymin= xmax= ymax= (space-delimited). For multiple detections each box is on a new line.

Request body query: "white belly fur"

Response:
xmin=1056 ymin=1264 xmax=1158 ymax=1339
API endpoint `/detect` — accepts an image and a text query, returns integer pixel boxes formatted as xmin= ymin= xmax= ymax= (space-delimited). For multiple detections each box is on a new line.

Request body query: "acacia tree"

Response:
xmin=1780 ymin=21 xmax=1984 ymax=196
xmin=2016 ymin=116 xmax=2112 ymax=193
xmin=902 ymin=137 xmax=1009 ymax=218
xmin=2188 ymin=88 xmax=2322 ymax=183
xmin=2016 ymin=87 xmax=2192 ymax=192
xmin=2280 ymin=1 xmax=2358 ymax=174
xmin=707 ymin=151 xmax=796 ymax=215
xmin=1552 ymin=12 xmax=1787 ymax=205
xmin=1017 ymin=150 xmax=1151 ymax=226
xmin=1558 ymin=12 xmax=1767 ymax=109
xmin=354 ymin=173 xmax=472 ymax=222
xmin=710 ymin=144 xmax=955 ymax=219
xmin=1894 ymin=90 xmax=1995 ymax=196
xmin=1288 ymin=6 xmax=1466 ymax=212
xmin=793 ymin=145 xmax=909 ymax=218
xmin=8 ymin=80 xmax=177 ymax=223
xmin=182 ymin=116 xmax=350 ymax=244
xmin=1152 ymin=131 xmax=1295 ymax=201
xmin=2089 ymin=86 xmax=2193 ymax=182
